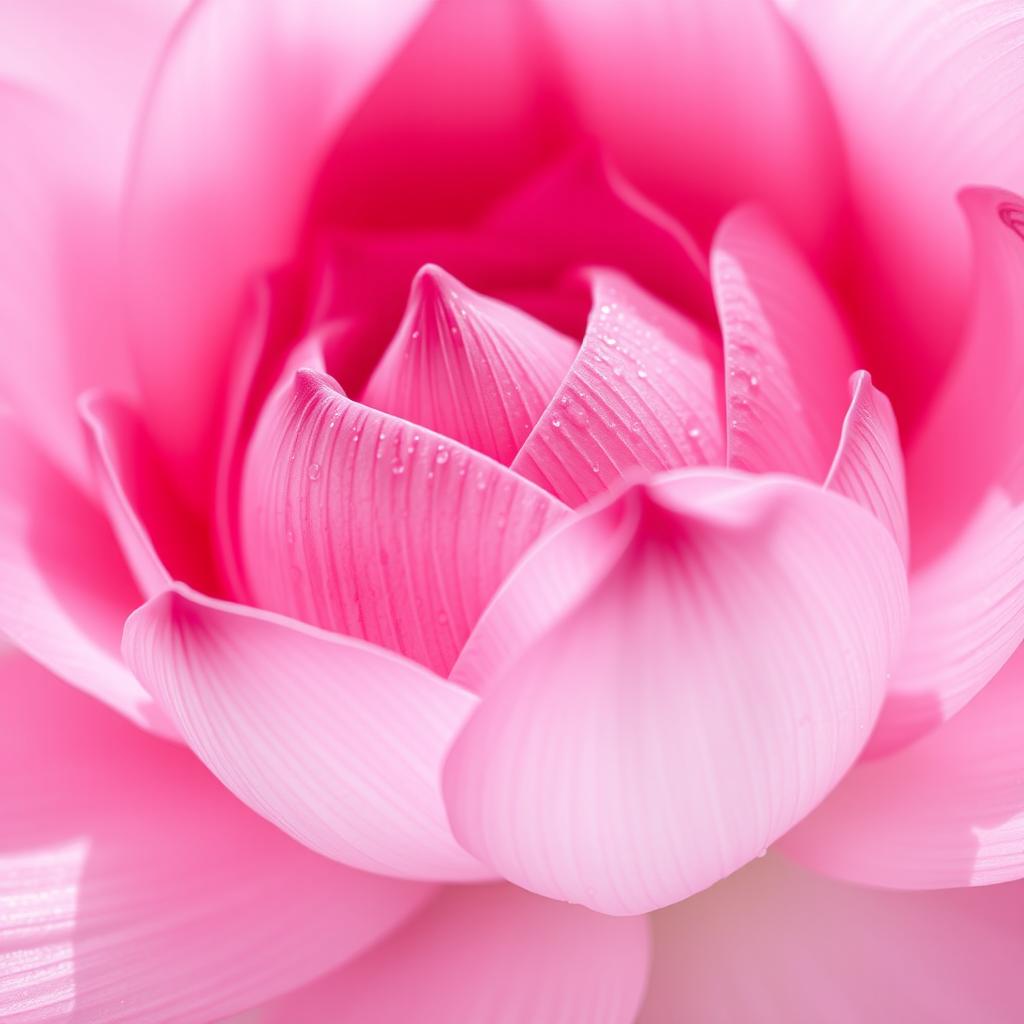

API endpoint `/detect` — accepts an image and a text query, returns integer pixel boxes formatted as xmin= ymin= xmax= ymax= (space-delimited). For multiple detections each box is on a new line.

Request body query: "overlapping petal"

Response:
xmin=240 ymin=368 xmax=568 ymax=675
xmin=443 ymin=470 xmax=907 ymax=915
xmin=0 ymin=651 xmax=431 ymax=1024
xmin=258 ymin=884 xmax=649 ymax=1024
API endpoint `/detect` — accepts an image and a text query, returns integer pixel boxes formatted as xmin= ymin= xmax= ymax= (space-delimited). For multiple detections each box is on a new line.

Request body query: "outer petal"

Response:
xmin=123 ymin=585 xmax=487 ymax=881
xmin=240 ymin=369 xmax=568 ymax=675
xmin=824 ymin=371 xmax=909 ymax=564
xmin=0 ymin=417 xmax=172 ymax=737
xmin=511 ymin=270 xmax=724 ymax=506
xmin=259 ymin=884 xmax=649 ymax=1024
xmin=443 ymin=470 xmax=907 ymax=915
xmin=0 ymin=651 xmax=430 ymax=1024
xmin=124 ymin=0 xmax=433 ymax=501
xmin=711 ymin=204 xmax=857 ymax=480
xmin=780 ymin=644 xmax=1024 ymax=890
xmin=361 ymin=265 xmax=578 ymax=464
xmin=791 ymin=0 xmax=1024 ymax=418
xmin=638 ymin=853 xmax=1024 ymax=1023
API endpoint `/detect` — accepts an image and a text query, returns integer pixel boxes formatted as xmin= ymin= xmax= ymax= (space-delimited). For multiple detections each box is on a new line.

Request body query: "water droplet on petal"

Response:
xmin=307 ymin=463 xmax=321 ymax=481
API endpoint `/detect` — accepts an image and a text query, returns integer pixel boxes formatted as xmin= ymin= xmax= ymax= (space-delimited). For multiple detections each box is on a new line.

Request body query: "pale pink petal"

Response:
xmin=361 ymin=265 xmax=578 ymax=464
xmin=533 ymin=0 xmax=842 ymax=248
xmin=711 ymin=204 xmax=857 ymax=480
xmin=638 ymin=852 xmax=1024 ymax=1023
xmin=79 ymin=391 xmax=218 ymax=598
xmin=240 ymin=369 xmax=569 ymax=675
xmin=790 ymin=0 xmax=1024 ymax=420
xmin=0 ymin=3 xmax=187 ymax=486
xmin=123 ymin=585 xmax=487 ymax=881
xmin=824 ymin=371 xmax=909 ymax=564
xmin=443 ymin=470 xmax=907 ymax=915
xmin=782 ymin=644 xmax=1024 ymax=889
xmin=124 ymin=0 xmax=433 ymax=501
xmin=259 ymin=884 xmax=649 ymax=1024
xmin=0 ymin=417 xmax=173 ymax=737
xmin=511 ymin=271 xmax=724 ymax=506
xmin=0 ymin=650 xmax=431 ymax=1024
xmin=867 ymin=189 xmax=1024 ymax=754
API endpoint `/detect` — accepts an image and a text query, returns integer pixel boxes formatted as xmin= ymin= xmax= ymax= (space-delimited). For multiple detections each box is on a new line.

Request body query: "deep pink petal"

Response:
xmin=711 ymin=204 xmax=857 ymax=480
xmin=443 ymin=470 xmax=907 ymax=915
xmin=824 ymin=371 xmax=909 ymax=564
xmin=639 ymin=852 xmax=1024 ymax=1022
xmin=124 ymin=0 xmax=433 ymax=502
xmin=259 ymin=884 xmax=649 ymax=1024
xmin=533 ymin=0 xmax=843 ymax=248
xmin=123 ymin=585 xmax=487 ymax=881
xmin=0 ymin=417 xmax=173 ymax=737
xmin=240 ymin=368 xmax=569 ymax=675
xmin=361 ymin=265 xmax=578 ymax=464
xmin=0 ymin=650 xmax=431 ymax=1023
xmin=781 ymin=644 xmax=1024 ymax=889
xmin=791 ymin=0 xmax=1024 ymax=421
xmin=511 ymin=271 xmax=724 ymax=506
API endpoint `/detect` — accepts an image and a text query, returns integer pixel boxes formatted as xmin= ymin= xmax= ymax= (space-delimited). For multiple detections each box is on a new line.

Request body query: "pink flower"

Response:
xmin=2 ymin=0 xmax=1024 ymax=1019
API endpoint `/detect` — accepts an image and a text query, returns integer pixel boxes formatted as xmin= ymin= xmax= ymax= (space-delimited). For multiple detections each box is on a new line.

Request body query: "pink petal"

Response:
xmin=259 ymin=884 xmax=649 ymax=1024
xmin=638 ymin=852 xmax=1024 ymax=1022
xmin=868 ymin=189 xmax=1024 ymax=754
xmin=790 ymin=0 xmax=1024 ymax=422
xmin=443 ymin=470 xmax=907 ymax=915
xmin=80 ymin=391 xmax=218 ymax=597
xmin=0 ymin=650 xmax=430 ymax=1024
xmin=533 ymin=0 xmax=843 ymax=248
xmin=361 ymin=265 xmax=578 ymax=464
xmin=824 ymin=371 xmax=909 ymax=564
xmin=0 ymin=417 xmax=173 ymax=737
xmin=711 ymin=204 xmax=857 ymax=480
xmin=123 ymin=585 xmax=487 ymax=881
xmin=781 ymin=644 xmax=1024 ymax=890
xmin=511 ymin=270 xmax=724 ymax=507
xmin=240 ymin=368 xmax=569 ymax=675
xmin=123 ymin=0 xmax=433 ymax=501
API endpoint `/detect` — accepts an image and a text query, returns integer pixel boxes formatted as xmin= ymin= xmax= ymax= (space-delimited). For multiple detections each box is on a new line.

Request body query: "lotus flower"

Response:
xmin=3 ymin=0 xmax=1024 ymax=1020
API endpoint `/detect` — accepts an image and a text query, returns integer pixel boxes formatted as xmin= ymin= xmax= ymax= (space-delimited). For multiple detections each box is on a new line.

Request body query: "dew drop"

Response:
xmin=687 ymin=427 xmax=701 ymax=439
xmin=435 ymin=447 xmax=450 ymax=465
xmin=307 ymin=463 xmax=321 ymax=481
xmin=391 ymin=463 xmax=405 ymax=476
xmin=637 ymin=368 xmax=648 ymax=379
xmin=551 ymin=416 xmax=562 ymax=428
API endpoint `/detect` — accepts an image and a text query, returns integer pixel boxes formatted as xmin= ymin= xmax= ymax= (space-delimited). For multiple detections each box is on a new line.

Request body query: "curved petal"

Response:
xmin=80 ymin=391 xmax=219 ymax=598
xmin=638 ymin=853 xmax=1024 ymax=1023
xmin=361 ymin=265 xmax=578 ymax=464
xmin=0 ymin=650 xmax=431 ymax=1024
xmin=870 ymin=189 xmax=1024 ymax=754
xmin=533 ymin=0 xmax=843 ymax=248
xmin=711 ymin=204 xmax=857 ymax=480
xmin=824 ymin=371 xmax=909 ymax=564
xmin=123 ymin=584 xmax=487 ymax=881
xmin=443 ymin=470 xmax=908 ymax=915
xmin=790 ymin=0 xmax=1024 ymax=419
xmin=510 ymin=270 xmax=724 ymax=507
xmin=0 ymin=417 xmax=173 ymax=737
xmin=259 ymin=884 xmax=649 ymax=1024
xmin=240 ymin=368 xmax=569 ymax=675
xmin=780 ymin=644 xmax=1024 ymax=890
xmin=124 ymin=0 xmax=433 ymax=501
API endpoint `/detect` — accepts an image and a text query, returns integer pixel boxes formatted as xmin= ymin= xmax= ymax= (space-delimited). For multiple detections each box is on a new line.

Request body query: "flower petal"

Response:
xmin=259 ymin=884 xmax=649 ymax=1024
xmin=0 ymin=417 xmax=172 ymax=737
xmin=124 ymin=0 xmax=433 ymax=501
xmin=361 ymin=265 xmax=578 ymax=464
xmin=638 ymin=852 xmax=1024 ymax=1022
xmin=443 ymin=470 xmax=907 ymax=915
xmin=781 ymin=643 xmax=1024 ymax=889
xmin=0 ymin=650 xmax=431 ymax=1024
xmin=123 ymin=585 xmax=487 ymax=880
xmin=711 ymin=204 xmax=857 ymax=480
xmin=510 ymin=270 xmax=724 ymax=506
xmin=824 ymin=371 xmax=909 ymax=564
xmin=240 ymin=368 xmax=569 ymax=675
